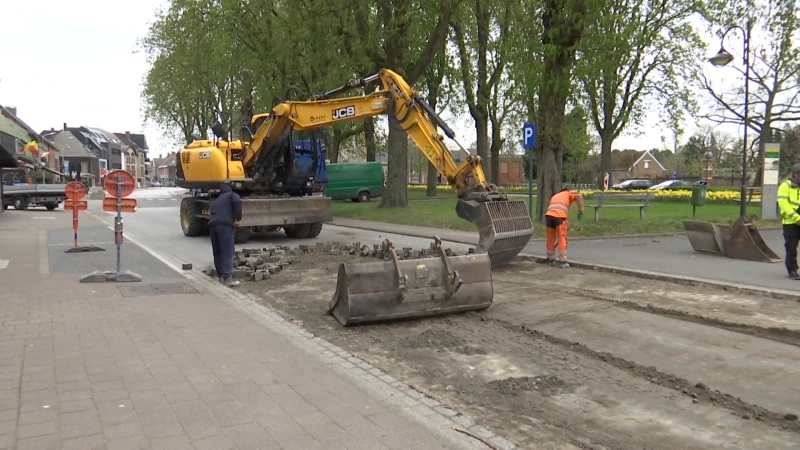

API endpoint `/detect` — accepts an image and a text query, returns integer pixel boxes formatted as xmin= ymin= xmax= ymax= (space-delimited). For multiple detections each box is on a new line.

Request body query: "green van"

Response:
xmin=324 ymin=162 xmax=386 ymax=202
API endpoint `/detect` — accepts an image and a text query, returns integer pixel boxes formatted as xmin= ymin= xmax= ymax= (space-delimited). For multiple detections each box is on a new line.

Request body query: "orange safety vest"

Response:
xmin=546 ymin=190 xmax=576 ymax=218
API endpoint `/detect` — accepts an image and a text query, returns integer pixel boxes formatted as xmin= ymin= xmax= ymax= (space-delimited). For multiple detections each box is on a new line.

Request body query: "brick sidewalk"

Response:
xmin=0 ymin=212 xmax=481 ymax=450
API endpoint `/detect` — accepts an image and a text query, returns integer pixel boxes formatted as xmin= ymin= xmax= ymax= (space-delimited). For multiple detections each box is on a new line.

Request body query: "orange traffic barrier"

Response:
xmin=102 ymin=197 xmax=137 ymax=213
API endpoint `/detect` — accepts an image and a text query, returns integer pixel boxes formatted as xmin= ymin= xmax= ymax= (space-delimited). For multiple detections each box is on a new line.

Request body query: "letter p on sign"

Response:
xmin=523 ymin=123 xmax=536 ymax=149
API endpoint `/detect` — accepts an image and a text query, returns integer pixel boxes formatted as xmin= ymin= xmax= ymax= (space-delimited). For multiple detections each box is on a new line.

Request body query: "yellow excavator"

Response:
xmin=176 ymin=68 xmax=533 ymax=324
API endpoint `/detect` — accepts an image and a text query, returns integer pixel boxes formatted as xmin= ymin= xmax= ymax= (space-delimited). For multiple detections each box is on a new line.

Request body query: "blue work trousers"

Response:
xmin=210 ymin=225 xmax=235 ymax=279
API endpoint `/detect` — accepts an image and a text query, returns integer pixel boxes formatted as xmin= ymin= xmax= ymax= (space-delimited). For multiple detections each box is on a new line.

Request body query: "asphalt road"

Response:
xmin=82 ymin=188 xmax=795 ymax=291
xmin=84 ymin=196 xmax=473 ymax=273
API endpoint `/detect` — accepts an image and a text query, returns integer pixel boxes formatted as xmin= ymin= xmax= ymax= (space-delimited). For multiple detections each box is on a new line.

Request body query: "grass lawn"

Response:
xmin=332 ymin=195 xmax=780 ymax=238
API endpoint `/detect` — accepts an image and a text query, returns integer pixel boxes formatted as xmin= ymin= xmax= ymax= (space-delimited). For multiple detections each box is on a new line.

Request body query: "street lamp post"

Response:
xmin=708 ymin=20 xmax=753 ymax=217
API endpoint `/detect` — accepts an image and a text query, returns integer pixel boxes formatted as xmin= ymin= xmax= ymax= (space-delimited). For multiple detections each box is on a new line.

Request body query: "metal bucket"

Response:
xmin=682 ymin=219 xmax=725 ymax=255
xmin=455 ymin=198 xmax=533 ymax=267
xmin=683 ymin=216 xmax=781 ymax=263
xmin=721 ymin=216 xmax=782 ymax=263
xmin=326 ymin=237 xmax=493 ymax=326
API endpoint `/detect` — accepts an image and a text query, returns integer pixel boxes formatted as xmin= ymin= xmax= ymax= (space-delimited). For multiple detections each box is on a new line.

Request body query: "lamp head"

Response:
xmin=709 ymin=47 xmax=734 ymax=66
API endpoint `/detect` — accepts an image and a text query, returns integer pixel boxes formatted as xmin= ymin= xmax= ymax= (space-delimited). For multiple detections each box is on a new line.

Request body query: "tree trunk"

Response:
xmin=490 ymin=120 xmax=502 ymax=184
xmin=364 ymin=119 xmax=378 ymax=161
xmin=535 ymin=0 xmax=587 ymax=220
xmin=599 ymin=133 xmax=613 ymax=187
xmin=380 ymin=116 xmax=409 ymax=207
xmin=475 ymin=117 xmax=490 ymax=178
xmin=535 ymin=93 xmax=568 ymax=219
xmin=378 ymin=1 xmax=452 ymax=207
xmin=364 ymin=119 xmax=377 ymax=162
xmin=328 ymin=129 xmax=342 ymax=163
xmin=363 ymin=85 xmax=377 ymax=162
xmin=426 ymin=80 xmax=440 ymax=197
xmin=426 ymin=163 xmax=438 ymax=196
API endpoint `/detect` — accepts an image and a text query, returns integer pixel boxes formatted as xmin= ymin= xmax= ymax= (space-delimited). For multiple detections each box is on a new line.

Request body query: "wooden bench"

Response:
xmin=588 ymin=192 xmax=654 ymax=221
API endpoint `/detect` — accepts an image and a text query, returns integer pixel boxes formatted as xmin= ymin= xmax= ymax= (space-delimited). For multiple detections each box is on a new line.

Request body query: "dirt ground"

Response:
xmin=239 ymin=250 xmax=800 ymax=450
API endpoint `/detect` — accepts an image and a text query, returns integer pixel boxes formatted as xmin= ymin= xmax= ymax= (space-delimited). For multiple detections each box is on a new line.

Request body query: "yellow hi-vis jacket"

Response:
xmin=777 ymin=179 xmax=800 ymax=224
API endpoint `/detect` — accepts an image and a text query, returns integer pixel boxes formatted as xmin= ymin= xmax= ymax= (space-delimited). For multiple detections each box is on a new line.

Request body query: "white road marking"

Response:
xmin=48 ymin=242 xmax=115 ymax=246
xmin=0 ymin=260 xmax=9 ymax=269
xmin=33 ymin=216 xmax=55 ymax=220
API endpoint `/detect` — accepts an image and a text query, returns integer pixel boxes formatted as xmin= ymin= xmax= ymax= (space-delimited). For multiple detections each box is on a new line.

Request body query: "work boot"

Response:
xmin=558 ymin=261 xmax=570 ymax=269
xmin=218 ymin=276 xmax=223 ymax=283
xmin=789 ymin=271 xmax=800 ymax=280
xmin=547 ymin=258 xmax=555 ymax=267
xmin=223 ymin=276 xmax=240 ymax=287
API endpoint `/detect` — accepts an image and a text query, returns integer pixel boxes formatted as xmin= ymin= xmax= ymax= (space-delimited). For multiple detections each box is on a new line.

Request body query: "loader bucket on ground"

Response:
xmin=721 ymin=216 xmax=782 ymax=263
xmin=326 ymin=237 xmax=493 ymax=326
xmin=682 ymin=219 xmax=726 ymax=256
xmin=682 ymin=217 xmax=781 ymax=263
xmin=455 ymin=198 xmax=533 ymax=267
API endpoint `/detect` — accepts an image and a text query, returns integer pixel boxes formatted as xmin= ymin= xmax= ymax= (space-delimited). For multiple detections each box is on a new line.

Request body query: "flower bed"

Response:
xmin=406 ymin=184 xmax=759 ymax=204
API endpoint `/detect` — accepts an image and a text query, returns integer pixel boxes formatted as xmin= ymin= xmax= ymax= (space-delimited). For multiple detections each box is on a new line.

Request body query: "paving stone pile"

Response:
xmin=203 ymin=239 xmax=476 ymax=282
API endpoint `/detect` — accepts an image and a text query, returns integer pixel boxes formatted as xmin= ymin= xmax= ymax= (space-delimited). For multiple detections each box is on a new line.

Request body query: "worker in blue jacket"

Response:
xmin=208 ymin=183 xmax=242 ymax=287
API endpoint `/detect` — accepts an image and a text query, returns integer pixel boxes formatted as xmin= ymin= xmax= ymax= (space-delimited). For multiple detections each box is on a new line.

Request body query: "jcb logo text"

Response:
xmin=332 ymin=106 xmax=356 ymax=120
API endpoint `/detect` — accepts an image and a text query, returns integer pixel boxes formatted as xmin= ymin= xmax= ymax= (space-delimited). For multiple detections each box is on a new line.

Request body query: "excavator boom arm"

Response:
xmin=244 ymin=68 xmax=532 ymax=267
xmin=245 ymin=69 xmax=495 ymax=200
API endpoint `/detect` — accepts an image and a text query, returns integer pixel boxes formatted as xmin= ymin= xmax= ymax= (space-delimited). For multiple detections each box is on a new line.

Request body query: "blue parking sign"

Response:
xmin=523 ymin=123 xmax=536 ymax=149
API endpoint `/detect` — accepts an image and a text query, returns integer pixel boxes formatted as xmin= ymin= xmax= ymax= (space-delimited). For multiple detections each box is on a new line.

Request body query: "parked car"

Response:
xmin=650 ymin=179 xmax=692 ymax=190
xmin=612 ymin=179 xmax=653 ymax=190
xmin=324 ymin=162 xmax=385 ymax=202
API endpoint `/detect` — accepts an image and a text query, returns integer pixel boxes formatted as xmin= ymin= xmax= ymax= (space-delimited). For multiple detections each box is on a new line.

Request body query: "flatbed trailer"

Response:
xmin=1 ymin=183 xmax=67 ymax=210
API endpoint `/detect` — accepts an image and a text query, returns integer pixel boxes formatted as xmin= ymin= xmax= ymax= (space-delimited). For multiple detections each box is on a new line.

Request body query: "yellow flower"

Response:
xmin=405 ymin=185 xmax=759 ymax=201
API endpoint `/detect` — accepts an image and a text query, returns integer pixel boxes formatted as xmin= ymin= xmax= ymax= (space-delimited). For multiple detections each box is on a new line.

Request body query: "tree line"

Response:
xmin=139 ymin=0 xmax=799 ymax=220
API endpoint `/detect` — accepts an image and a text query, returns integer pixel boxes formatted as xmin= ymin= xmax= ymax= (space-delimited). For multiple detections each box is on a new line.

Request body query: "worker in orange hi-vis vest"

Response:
xmin=545 ymin=188 xmax=585 ymax=268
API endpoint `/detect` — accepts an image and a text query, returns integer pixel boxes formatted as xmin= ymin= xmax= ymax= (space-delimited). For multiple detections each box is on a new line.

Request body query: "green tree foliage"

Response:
xmin=451 ymin=0 xmax=514 ymax=182
xmin=422 ymin=45 xmax=460 ymax=196
xmin=562 ymin=105 xmax=592 ymax=182
xmin=700 ymin=0 xmax=800 ymax=184
xmin=142 ymin=0 xmax=800 ymax=224
xmin=576 ymin=0 xmax=704 ymax=187
xmin=140 ymin=0 xmax=246 ymax=144
xmin=524 ymin=105 xmax=592 ymax=183
xmin=780 ymin=124 xmax=800 ymax=177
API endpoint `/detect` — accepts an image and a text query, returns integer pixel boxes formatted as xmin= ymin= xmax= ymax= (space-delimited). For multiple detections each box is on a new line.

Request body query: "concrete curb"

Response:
xmin=331 ymin=219 xmax=782 ymax=243
xmin=333 ymin=220 xmax=689 ymax=243
xmin=111 ymin=226 xmax=517 ymax=450
xmin=517 ymin=253 xmax=800 ymax=302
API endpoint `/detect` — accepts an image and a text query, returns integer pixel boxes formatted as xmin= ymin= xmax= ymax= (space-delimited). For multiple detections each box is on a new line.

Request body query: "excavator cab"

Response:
xmin=270 ymin=129 xmax=327 ymax=197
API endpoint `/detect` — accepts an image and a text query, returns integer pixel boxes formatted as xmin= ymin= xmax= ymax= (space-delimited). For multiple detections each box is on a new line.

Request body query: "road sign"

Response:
xmin=104 ymin=170 xmax=135 ymax=198
xmin=102 ymin=197 xmax=137 ymax=213
xmin=79 ymin=169 xmax=141 ymax=283
xmin=65 ymin=181 xmax=87 ymax=201
xmin=603 ymin=172 xmax=609 ymax=191
xmin=64 ymin=199 xmax=88 ymax=211
xmin=523 ymin=123 xmax=536 ymax=149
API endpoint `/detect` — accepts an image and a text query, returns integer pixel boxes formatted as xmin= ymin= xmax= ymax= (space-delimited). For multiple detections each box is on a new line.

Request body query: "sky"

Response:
xmin=1 ymin=0 xmax=755 ymax=159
